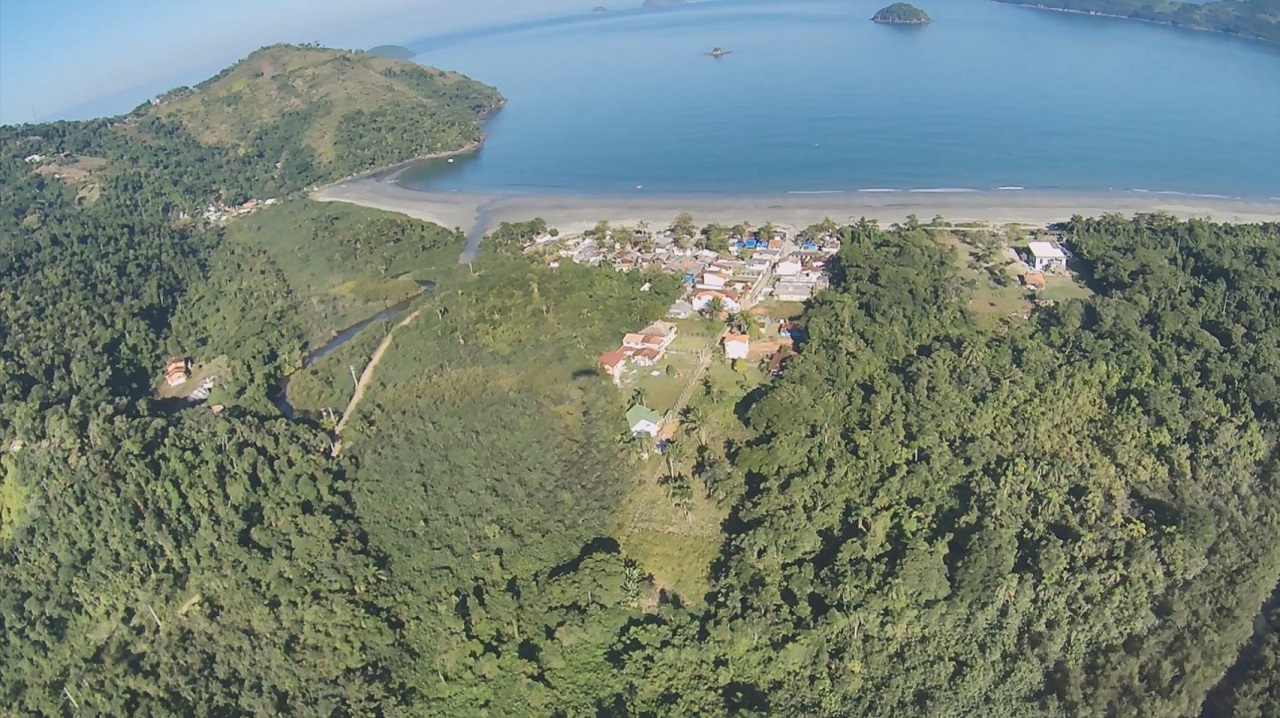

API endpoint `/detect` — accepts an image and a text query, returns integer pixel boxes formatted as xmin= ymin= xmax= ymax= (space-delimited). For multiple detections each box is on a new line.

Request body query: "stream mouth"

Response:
xmin=275 ymin=280 xmax=435 ymax=418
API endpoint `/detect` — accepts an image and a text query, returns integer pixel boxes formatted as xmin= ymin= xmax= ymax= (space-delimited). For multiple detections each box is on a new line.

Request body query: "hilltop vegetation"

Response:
xmin=873 ymin=2 xmax=932 ymax=24
xmin=995 ymin=0 xmax=1280 ymax=44
xmin=143 ymin=44 xmax=503 ymax=179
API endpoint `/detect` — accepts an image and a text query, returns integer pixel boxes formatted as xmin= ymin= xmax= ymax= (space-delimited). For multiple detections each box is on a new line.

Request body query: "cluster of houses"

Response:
xmin=598 ymin=320 xmax=679 ymax=386
xmin=201 ymin=197 xmax=277 ymax=223
xmin=545 ymin=224 xmax=840 ymax=315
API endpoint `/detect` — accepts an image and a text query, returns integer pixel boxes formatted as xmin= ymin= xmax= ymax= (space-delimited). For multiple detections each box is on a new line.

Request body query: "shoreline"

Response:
xmin=330 ymin=98 xmax=507 ymax=184
xmin=992 ymin=2 xmax=1276 ymax=45
xmin=314 ymin=175 xmax=1280 ymax=251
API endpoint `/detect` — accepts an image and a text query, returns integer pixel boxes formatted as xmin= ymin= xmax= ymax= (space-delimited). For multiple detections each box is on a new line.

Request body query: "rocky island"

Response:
xmin=872 ymin=2 xmax=932 ymax=24
xmin=706 ymin=46 xmax=732 ymax=58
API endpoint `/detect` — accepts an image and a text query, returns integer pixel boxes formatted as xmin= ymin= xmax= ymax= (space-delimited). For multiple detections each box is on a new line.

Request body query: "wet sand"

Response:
xmin=314 ymin=176 xmax=1280 ymax=245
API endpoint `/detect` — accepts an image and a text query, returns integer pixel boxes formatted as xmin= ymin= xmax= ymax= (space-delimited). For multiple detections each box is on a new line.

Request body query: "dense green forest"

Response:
xmin=4 ymin=41 xmax=1280 ymax=717
xmin=995 ymin=0 xmax=1280 ymax=43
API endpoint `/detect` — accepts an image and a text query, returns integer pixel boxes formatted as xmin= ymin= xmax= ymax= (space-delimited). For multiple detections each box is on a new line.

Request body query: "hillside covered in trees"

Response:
xmin=3 ymin=39 xmax=1280 ymax=718
xmin=995 ymin=0 xmax=1280 ymax=44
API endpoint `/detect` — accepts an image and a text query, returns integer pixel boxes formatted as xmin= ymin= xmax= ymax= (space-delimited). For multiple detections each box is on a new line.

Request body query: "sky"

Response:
xmin=0 ymin=0 xmax=594 ymax=125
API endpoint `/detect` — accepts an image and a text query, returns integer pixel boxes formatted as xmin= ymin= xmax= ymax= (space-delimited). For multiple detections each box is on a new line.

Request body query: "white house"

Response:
xmin=627 ymin=405 xmax=662 ymax=437
xmin=774 ymin=281 xmax=815 ymax=302
xmin=692 ymin=289 xmax=742 ymax=313
xmin=1028 ymin=241 xmax=1068 ymax=273
xmin=698 ymin=272 xmax=730 ymax=289
xmin=775 ymin=258 xmax=803 ymax=277
xmin=723 ymin=334 xmax=750 ymax=360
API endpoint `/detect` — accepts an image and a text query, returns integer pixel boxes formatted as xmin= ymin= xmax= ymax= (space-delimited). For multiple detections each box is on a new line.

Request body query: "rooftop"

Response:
xmin=627 ymin=404 xmax=662 ymax=426
xmin=1028 ymin=241 xmax=1067 ymax=260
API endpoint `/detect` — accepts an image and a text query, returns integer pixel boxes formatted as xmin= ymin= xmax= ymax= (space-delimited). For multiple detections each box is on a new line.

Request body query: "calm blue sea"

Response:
xmin=397 ymin=0 xmax=1280 ymax=198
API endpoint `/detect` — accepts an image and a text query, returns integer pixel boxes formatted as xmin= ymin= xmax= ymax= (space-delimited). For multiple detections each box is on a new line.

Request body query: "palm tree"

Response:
xmin=664 ymin=439 xmax=687 ymax=483
xmin=703 ymin=296 xmax=726 ymax=320
xmin=682 ymin=404 xmax=708 ymax=447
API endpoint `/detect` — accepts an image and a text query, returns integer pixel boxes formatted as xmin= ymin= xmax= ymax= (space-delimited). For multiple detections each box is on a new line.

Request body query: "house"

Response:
xmin=698 ymin=272 xmax=730 ymax=289
xmin=600 ymin=349 xmax=628 ymax=384
xmin=631 ymin=347 xmax=663 ymax=366
xmin=667 ymin=300 xmax=695 ymax=318
xmin=769 ymin=348 xmax=796 ymax=376
xmin=164 ymin=356 xmax=191 ymax=387
xmin=774 ymin=281 xmax=815 ymax=302
xmin=23 ymin=154 xmax=45 ymax=164
xmin=723 ymin=334 xmax=750 ymax=360
xmin=627 ymin=405 xmax=662 ymax=437
xmin=1028 ymin=241 xmax=1068 ymax=273
xmin=692 ymin=289 xmax=742 ymax=313
xmin=775 ymin=258 xmax=803 ymax=277
xmin=638 ymin=321 xmax=678 ymax=348
xmin=1022 ymin=272 xmax=1047 ymax=291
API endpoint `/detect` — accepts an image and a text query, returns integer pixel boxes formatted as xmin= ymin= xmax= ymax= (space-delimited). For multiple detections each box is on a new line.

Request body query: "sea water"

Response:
xmin=397 ymin=0 xmax=1280 ymax=198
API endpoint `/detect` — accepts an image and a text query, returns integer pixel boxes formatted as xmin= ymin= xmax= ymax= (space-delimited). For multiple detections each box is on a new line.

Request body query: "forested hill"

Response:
xmin=994 ymin=0 xmax=1280 ymax=43
xmin=141 ymin=43 xmax=504 ymax=181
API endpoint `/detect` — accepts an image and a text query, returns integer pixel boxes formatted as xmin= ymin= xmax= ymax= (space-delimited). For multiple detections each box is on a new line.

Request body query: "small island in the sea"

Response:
xmin=591 ymin=6 xmax=609 ymax=14
xmin=872 ymin=3 xmax=932 ymax=24
xmin=706 ymin=46 xmax=733 ymax=58
xmin=366 ymin=44 xmax=416 ymax=59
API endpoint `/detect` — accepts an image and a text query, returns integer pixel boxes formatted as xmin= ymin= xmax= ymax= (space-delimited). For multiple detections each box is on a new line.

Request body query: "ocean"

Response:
xmin=396 ymin=0 xmax=1280 ymax=198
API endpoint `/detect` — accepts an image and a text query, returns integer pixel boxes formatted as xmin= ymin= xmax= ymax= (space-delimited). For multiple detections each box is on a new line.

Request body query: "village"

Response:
xmin=514 ymin=217 xmax=1081 ymax=442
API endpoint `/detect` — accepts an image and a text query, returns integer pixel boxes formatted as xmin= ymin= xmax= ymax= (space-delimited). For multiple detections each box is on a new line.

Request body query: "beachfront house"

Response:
xmin=627 ymin=405 xmax=662 ymax=437
xmin=1028 ymin=241 xmax=1068 ymax=273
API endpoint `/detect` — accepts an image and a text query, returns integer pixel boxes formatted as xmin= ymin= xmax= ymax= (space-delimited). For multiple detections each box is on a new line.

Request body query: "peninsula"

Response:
xmin=993 ymin=0 xmax=1280 ymax=44
xmin=872 ymin=3 xmax=932 ymax=24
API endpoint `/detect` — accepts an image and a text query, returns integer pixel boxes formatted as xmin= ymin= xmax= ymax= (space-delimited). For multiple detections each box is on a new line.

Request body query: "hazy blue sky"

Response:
xmin=0 ymin=0 xmax=591 ymax=125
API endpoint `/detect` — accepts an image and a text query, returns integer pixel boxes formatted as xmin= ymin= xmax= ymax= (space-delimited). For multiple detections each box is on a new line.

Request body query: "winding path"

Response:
xmin=331 ymin=308 xmax=423 ymax=456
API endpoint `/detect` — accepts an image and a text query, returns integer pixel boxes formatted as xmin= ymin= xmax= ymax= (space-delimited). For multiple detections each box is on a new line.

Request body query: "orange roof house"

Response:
xmin=164 ymin=356 xmax=191 ymax=387
xmin=600 ymin=349 xmax=628 ymax=385
xmin=1023 ymin=272 xmax=1047 ymax=290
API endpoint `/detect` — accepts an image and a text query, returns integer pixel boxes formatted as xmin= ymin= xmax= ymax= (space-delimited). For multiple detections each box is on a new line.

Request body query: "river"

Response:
xmin=275 ymin=280 xmax=435 ymax=418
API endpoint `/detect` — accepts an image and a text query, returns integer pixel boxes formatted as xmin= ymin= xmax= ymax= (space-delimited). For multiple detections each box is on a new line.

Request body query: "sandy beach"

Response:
xmin=314 ymin=175 xmax=1280 ymax=250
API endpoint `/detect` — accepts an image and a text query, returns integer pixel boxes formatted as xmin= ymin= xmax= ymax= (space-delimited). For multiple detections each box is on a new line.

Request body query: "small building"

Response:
xmin=164 ymin=356 xmax=191 ymax=387
xmin=698 ymin=272 xmax=731 ymax=289
xmin=627 ymin=405 xmax=662 ymax=437
xmin=631 ymin=347 xmax=663 ymax=367
xmin=692 ymin=289 xmax=742 ymax=313
xmin=1028 ymin=241 xmax=1068 ymax=273
xmin=769 ymin=348 xmax=796 ymax=376
xmin=638 ymin=321 xmax=678 ymax=347
xmin=775 ymin=258 xmax=802 ymax=277
xmin=723 ymin=334 xmax=750 ymax=360
xmin=667 ymin=300 xmax=695 ymax=319
xmin=774 ymin=281 xmax=816 ymax=302
xmin=1022 ymin=272 xmax=1047 ymax=291
xmin=600 ymin=349 xmax=628 ymax=385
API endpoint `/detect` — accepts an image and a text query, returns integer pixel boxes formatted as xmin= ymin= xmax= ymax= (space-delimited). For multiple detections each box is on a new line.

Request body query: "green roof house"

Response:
xmin=627 ymin=405 xmax=662 ymax=437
